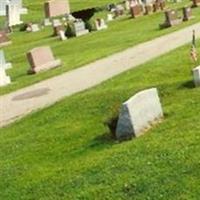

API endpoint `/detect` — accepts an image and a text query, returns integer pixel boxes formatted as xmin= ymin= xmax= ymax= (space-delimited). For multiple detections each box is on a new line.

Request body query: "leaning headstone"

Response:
xmin=94 ymin=19 xmax=108 ymax=31
xmin=27 ymin=46 xmax=61 ymax=74
xmin=0 ymin=31 xmax=12 ymax=47
xmin=44 ymin=0 xmax=70 ymax=18
xmin=193 ymin=66 xmax=200 ymax=87
xmin=0 ymin=68 xmax=11 ymax=86
xmin=116 ymin=88 xmax=163 ymax=141
xmin=6 ymin=3 xmax=23 ymax=27
xmin=0 ymin=50 xmax=12 ymax=69
xmin=73 ymin=20 xmax=89 ymax=37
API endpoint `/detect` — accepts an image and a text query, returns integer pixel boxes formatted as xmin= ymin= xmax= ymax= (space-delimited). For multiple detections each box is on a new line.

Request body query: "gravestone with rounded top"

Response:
xmin=116 ymin=88 xmax=163 ymax=141
xmin=27 ymin=46 xmax=61 ymax=74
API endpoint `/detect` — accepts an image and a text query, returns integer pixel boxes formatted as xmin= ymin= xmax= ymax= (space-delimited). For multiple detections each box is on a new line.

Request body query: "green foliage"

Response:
xmin=65 ymin=22 xmax=75 ymax=37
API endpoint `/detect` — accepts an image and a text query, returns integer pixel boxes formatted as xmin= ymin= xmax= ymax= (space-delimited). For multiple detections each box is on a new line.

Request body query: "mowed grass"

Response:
xmin=1 ymin=0 xmax=199 ymax=95
xmin=0 ymin=40 xmax=200 ymax=199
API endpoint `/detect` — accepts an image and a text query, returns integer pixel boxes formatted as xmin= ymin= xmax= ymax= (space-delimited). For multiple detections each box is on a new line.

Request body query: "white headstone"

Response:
xmin=73 ymin=20 xmax=89 ymax=37
xmin=58 ymin=30 xmax=67 ymax=41
xmin=95 ymin=19 xmax=108 ymax=31
xmin=6 ymin=3 xmax=23 ymax=27
xmin=52 ymin=19 xmax=62 ymax=27
xmin=0 ymin=50 xmax=12 ymax=70
xmin=0 ymin=68 xmax=11 ymax=86
xmin=43 ymin=18 xmax=52 ymax=26
xmin=0 ymin=0 xmax=26 ymax=16
xmin=107 ymin=14 xmax=113 ymax=21
xmin=116 ymin=88 xmax=163 ymax=140
xmin=31 ymin=24 xmax=40 ymax=32
xmin=193 ymin=66 xmax=200 ymax=87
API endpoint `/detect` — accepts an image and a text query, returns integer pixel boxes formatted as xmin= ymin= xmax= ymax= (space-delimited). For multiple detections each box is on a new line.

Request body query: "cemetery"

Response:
xmin=0 ymin=0 xmax=200 ymax=199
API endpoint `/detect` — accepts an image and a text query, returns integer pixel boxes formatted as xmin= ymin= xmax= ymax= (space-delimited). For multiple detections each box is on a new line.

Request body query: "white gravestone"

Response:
xmin=193 ymin=66 xmax=200 ymax=87
xmin=116 ymin=88 xmax=163 ymax=140
xmin=95 ymin=19 xmax=108 ymax=31
xmin=43 ymin=18 xmax=52 ymax=26
xmin=0 ymin=0 xmax=26 ymax=16
xmin=27 ymin=24 xmax=40 ymax=32
xmin=52 ymin=19 xmax=62 ymax=27
xmin=73 ymin=21 xmax=89 ymax=37
xmin=107 ymin=14 xmax=113 ymax=21
xmin=0 ymin=68 xmax=11 ymax=86
xmin=6 ymin=3 xmax=23 ymax=27
xmin=58 ymin=30 xmax=67 ymax=41
xmin=0 ymin=50 xmax=12 ymax=69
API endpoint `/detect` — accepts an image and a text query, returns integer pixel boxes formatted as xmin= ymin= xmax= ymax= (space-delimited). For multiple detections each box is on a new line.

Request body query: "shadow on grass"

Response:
xmin=178 ymin=80 xmax=195 ymax=89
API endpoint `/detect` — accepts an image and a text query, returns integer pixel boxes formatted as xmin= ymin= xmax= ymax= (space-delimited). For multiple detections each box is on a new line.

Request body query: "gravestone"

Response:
xmin=58 ymin=30 xmax=67 ymax=40
xmin=52 ymin=19 xmax=62 ymax=27
xmin=0 ymin=68 xmax=11 ymax=86
xmin=144 ymin=4 xmax=153 ymax=15
xmin=6 ymin=3 xmax=23 ymax=27
xmin=0 ymin=0 xmax=24 ymax=16
xmin=153 ymin=0 xmax=165 ymax=12
xmin=95 ymin=19 xmax=108 ymax=31
xmin=52 ymin=19 xmax=64 ymax=36
xmin=0 ymin=31 xmax=12 ymax=47
xmin=160 ymin=10 xmax=182 ymax=28
xmin=182 ymin=7 xmax=193 ymax=21
xmin=130 ymin=5 xmax=143 ymax=18
xmin=107 ymin=13 xmax=113 ymax=21
xmin=44 ymin=0 xmax=70 ymax=18
xmin=0 ymin=50 xmax=12 ymax=69
xmin=27 ymin=46 xmax=61 ymax=74
xmin=43 ymin=18 xmax=52 ymax=26
xmin=116 ymin=88 xmax=163 ymax=141
xmin=113 ymin=4 xmax=124 ymax=18
xmin=26 ymin=23 xmax=40 ymax=32
xmin=193 ymin=66 xmax=200 ymax=87
xmin=73 ymin=20 xmax=89 ymax=37
xmin=192 ymin=0 xmax=200 ymax=7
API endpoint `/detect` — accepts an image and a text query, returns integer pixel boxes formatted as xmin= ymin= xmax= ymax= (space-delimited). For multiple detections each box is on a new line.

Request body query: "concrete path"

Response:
xmin=1 ymin=23 xmax=200 ymax=127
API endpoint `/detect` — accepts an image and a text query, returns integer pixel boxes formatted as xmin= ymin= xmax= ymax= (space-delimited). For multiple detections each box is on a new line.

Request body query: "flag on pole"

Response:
xmin=190 ymin=30 xmax=198 ymax=62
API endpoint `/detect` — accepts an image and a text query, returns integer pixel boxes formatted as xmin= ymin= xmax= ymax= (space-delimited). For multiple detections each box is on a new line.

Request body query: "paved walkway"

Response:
xmin=1 ymin=23 xmax=200 ymax=127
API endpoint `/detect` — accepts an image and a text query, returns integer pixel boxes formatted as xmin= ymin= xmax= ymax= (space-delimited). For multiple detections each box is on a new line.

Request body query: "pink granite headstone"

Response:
xmin=27 ymin=46 xmax=61 ymax=74
xmin=44 ymin=0 xmax=70 ymax=18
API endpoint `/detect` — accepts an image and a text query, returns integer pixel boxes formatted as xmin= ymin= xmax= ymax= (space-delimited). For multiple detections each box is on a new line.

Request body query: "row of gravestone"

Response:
xmin=160 ymin=7 xmax=194 ymax=29
xmin=129 ymin=0 xmax=166 ymax=18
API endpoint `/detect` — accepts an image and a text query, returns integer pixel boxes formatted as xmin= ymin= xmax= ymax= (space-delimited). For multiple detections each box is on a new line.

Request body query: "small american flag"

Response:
xmin=190 ymin=30 xmax=198 ymax=62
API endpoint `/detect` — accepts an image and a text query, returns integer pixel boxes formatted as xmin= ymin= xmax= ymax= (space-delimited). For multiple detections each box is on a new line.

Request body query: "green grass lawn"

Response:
xmin=0 ymin=0 xmax=199 ymax=95
xmin=0 ymin=39 xmax=200 ymax=199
